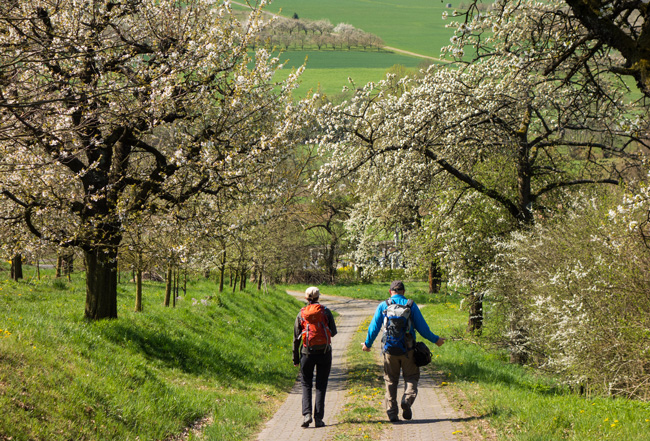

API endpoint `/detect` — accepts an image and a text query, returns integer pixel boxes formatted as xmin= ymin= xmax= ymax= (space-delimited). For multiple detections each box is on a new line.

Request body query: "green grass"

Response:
xmin=0 ymin=265 xmax=300 ymax=441
xmin=262 ymin=0 xmax=456 ymax=58
xmin=422 ymin=302 xmax=650 ymax=441
xmin=274 ymin=49 xmax=425 ymax=70
xmin=280 ymin=280 xmax=450 ymax=305
xmin=270 ymin=50 xmax=431 ymax=97
xmin=328 ymin=315 xmax=386 ymax=440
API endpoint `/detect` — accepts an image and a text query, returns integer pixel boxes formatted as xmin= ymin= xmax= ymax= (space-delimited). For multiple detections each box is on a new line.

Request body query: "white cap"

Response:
xmin=305 ymin=286 xmax=320 ymax=300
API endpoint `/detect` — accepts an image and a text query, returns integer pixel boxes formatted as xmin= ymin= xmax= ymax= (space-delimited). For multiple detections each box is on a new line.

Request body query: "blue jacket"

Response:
xmin=364 ymin=294 xmax=440 ymax=349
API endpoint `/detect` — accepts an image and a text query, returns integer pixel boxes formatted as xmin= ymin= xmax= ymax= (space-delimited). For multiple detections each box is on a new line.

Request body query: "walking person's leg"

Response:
xmin=300 ymin=354 xmax=316 ymax=426
xmin=383 ymin=353 xmax=402 ymax=421
xmin=400 ymin=351 xmax=420 ymax=420
xmin=313 ymin=351 xmax=332 ymax=426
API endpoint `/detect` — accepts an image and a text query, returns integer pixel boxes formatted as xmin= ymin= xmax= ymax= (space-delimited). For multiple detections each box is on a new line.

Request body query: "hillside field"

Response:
xmin=236 ymin=0 xmax=457 ymax=97
xmin=270 ymin=50 xmax=431 ymax=97
xmin=266 ymin=0 xmax=457 ymax=58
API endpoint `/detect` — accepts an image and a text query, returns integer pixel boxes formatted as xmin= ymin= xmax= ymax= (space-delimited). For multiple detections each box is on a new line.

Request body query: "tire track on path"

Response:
xmin=255 ymin=292 xmax=376 ymax=441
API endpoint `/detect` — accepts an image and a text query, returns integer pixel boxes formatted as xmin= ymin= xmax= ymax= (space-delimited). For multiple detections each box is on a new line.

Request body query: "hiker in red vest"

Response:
xmin=293 ymin=286 xmax=337 ymax=428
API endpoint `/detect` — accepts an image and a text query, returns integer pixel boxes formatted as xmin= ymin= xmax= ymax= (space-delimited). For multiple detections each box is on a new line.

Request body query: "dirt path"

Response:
xmin=254 ymin=292 xmax=462 ymax=441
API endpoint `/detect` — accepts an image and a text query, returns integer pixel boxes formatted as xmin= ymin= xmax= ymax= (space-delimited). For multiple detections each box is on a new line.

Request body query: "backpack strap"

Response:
xmin=406 ymin=299 xmax=414 ymax=309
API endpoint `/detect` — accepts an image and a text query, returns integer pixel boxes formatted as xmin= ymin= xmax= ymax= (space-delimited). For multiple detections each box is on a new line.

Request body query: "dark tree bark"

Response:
xmin=164 ymin=266 xmax=173 ymax=307
xmin=466 ymin=291 xmax=484 ymax=334
xmin=219 ymin=249 xmax=226 ymax=293
xmin=428 ymin=261 xmax=442 ymax=294
xmin=10 ymin=254 xmax=23 ymax=281
xmin=135 ymin=268 xmax=143 ymax=312
xmin=173 ymin=269 xmax=179 ymax=307
xmin=232 ymin=270 xmax=239 ymax=294
xmin=56 ymin=255 xmax=62 ymax=278
xmin=63 ymin=253 xmax=74 ymax=281
xmin=84 ymin=247 xmax=118 ymax=320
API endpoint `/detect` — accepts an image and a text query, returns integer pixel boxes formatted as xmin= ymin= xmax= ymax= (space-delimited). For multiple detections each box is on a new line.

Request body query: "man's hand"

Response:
xmin=435 ymin=337 xmax=446 ymax=347
xmin=361 ymin=343 xmax=371 ymax=352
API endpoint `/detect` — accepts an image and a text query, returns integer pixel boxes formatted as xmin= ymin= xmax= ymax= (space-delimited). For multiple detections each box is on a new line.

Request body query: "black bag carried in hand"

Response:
xmin=413 ymin=341 xmax=432 ymax=367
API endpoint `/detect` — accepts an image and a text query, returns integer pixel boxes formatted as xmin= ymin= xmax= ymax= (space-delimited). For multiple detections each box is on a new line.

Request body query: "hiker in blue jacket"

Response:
xmin=293 ymin=286 xmax=337 ymax=428
xmin=362 ymin=280 xmax=445 ymax=422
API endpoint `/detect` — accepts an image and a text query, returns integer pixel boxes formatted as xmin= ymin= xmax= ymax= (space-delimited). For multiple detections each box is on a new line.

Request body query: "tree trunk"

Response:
xmin=135 ymin=268 xmax=143 ymax=312
xmin=219 ymin=256 xmax=226 ymax=293
xmin=428 ymin=261 xmax=442 ymax=294
xmin=509 ymin=327 xmax=529 ymax=365
xmin=232 ymin=270 xmax=239 ymax=294
xmin=257 ymin=269 xmax=263 ymax=291
xmin=84 ymin=247 xmax=118 ymax=320
xmin=173 ymin=269 xmax=178 ymax=307
xmin=10 ymin=254 xmax=23 ymax=281
xmin=218 ymin=248 xmax=227 ymax=293
xmin=466 ymin=291 xmax=484 ymax=334
xmin=63 ymin=253 xmax=74 ymax=280
xmin=56 ymin=254 xmax=63 ymax=278
xmin=164 ymin=266 xmax=173 ymax=307
xmin=240 ymin=266 xmax=245 ymax=291
xmin=326 ymin=240 xmax=337 ymax=283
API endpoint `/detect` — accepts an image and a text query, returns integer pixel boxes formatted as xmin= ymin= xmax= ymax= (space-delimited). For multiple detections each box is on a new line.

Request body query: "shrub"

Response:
xmin=52 ymin=278 xmax=68 ymax=290
xmin=489 ymin=191 xmax=650 ymax=399
xmin=372 ymin=268 xmax=406 ymax=282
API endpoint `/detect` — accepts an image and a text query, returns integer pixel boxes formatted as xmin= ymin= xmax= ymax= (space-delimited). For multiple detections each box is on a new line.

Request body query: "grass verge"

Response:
xmin=0 ymin=266 xmax=300 ymax=441
xmin=421 ymin=302 xmax=650 ymax=441
xmin=328 ymin=316 xmax=386 ymax=440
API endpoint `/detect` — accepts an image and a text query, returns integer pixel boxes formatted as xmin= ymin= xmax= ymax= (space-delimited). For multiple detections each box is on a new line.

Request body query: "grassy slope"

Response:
xmin=0 ymin=266 xmax=300 ymax=441
xmin=285 ymin=282 xmax=650 ymax=441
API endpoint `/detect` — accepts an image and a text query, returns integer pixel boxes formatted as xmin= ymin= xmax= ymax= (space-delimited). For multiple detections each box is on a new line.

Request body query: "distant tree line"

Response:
xmin=259 ymin=17 xmax=385 ymax=51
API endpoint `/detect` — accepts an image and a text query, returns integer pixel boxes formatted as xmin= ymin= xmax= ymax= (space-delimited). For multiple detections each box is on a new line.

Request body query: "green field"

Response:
xmin=265 ymin=0 xmax=456 ymax=58
xmin=270 ymin=50 xmax=432 ymax=97
xmin=236 ymin=0 xmax=457 ymax=96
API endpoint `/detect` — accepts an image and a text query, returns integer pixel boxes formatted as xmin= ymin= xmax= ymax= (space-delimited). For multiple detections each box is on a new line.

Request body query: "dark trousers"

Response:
xmin=300 ymin=351 xmax=332 ymax=419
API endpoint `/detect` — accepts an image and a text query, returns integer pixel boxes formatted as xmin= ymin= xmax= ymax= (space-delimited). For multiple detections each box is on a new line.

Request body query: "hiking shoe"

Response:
xmin=401 ymin=402 xmax=412 ymax=420
xmin=388 ymin=414 xmax=399 ymax=423
xmin=314 ymin=418 xmax=325 ymax=428
xmin=301 ymin=415 xmax=312 ymax=428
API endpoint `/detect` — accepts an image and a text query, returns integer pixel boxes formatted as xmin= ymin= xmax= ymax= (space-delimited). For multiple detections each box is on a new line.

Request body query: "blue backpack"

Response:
xmin=381 ymin=299 xmax=415 ymax=355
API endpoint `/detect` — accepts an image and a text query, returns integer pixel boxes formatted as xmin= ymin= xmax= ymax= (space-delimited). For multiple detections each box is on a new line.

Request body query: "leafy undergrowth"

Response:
xmin=0 ymin=266 xmax=299 ymax=441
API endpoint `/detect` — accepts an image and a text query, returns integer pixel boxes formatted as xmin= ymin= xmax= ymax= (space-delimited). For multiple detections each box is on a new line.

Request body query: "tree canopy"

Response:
xmin=0 ymin=0 xmax=305 ymax=319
